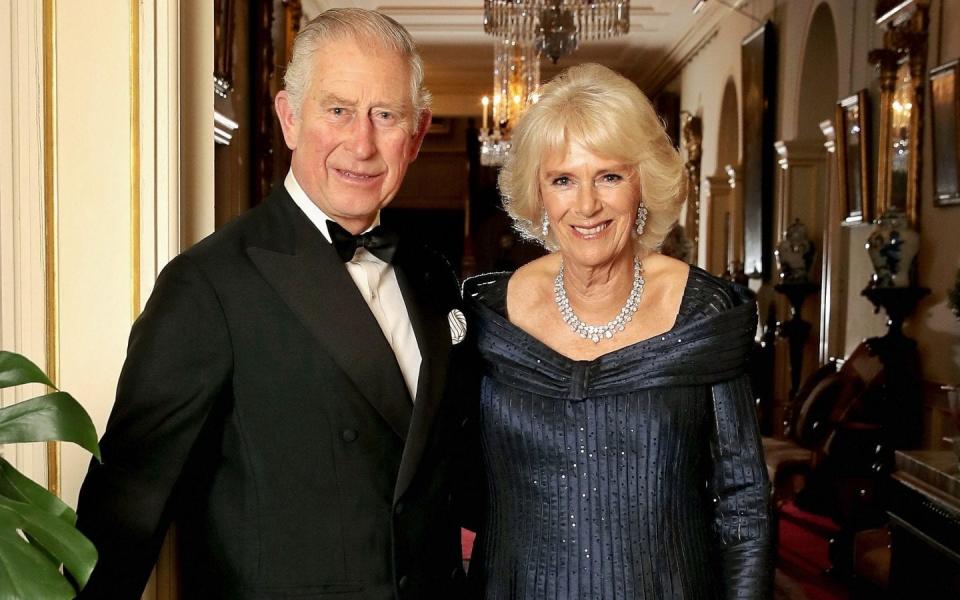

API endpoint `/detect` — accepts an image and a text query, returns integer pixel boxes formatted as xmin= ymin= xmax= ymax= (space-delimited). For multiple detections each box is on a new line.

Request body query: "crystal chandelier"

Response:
xmin=478 ymin=0 xmax=630 ymax=167
xmin=479 ymin=39 xmax=540 ymax=167
xmin=483 ymin=0 xmax=631 ymax=64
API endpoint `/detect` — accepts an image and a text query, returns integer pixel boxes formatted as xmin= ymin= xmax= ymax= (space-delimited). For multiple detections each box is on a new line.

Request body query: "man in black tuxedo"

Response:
xmin=76 ymin=9 xmax=469 ymax=599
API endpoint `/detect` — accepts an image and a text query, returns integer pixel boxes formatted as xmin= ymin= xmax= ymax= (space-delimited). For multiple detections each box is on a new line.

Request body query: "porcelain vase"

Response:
xmin=775 ymin=219 xmax=815 ymax=283
xmin=864 ymin=208 xmax=919 ymax=288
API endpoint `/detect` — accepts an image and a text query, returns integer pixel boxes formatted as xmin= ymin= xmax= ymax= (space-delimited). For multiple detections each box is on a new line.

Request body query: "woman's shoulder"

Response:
xmin=464 ymin=255 xmax=558 ymax=313
xmin=462 ymin=271 xmax=510 ymax=316
xmin=680 ymin=263 xmax=755 ymax=320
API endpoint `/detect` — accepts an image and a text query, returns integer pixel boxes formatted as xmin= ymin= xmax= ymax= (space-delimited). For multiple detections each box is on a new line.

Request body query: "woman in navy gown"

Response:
xmin=464 ymin=64 xmax=772 ymax=599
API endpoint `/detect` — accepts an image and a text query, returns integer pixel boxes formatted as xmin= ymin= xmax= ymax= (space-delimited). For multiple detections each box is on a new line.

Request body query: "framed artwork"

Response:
xmin=930 ymin=59 xmax=960 ymax=206
xmin=875 ymin=0 xmax=924 ymax=26
xmin=740 ymin=21 xmax=777 ymax=280
xmin=835 ymin=91 xmax=872 ymax=224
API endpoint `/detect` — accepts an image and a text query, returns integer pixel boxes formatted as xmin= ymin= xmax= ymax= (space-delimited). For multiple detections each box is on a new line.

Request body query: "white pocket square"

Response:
xmin=447 ymin=309 xmax=467 ymax=345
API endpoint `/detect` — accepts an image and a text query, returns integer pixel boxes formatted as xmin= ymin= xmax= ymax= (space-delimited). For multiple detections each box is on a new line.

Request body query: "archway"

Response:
xmin=776 ymin=2 xmax=841 ymax=420
xmin=797 ymin=4 xmax=839 ymax=140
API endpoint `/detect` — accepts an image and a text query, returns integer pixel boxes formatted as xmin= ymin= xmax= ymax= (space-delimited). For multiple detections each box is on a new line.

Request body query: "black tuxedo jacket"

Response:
xmin=76 ymin=188 xmax=469 ymax=599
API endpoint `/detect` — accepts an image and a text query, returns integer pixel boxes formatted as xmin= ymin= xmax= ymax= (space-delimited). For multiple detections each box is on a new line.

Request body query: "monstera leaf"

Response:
xmin=0 ymin=351 xmax=100 ymax=599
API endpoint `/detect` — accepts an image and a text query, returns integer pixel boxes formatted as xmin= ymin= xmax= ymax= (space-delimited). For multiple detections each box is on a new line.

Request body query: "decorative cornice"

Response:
xmin=634 ymin=20 xmax=721 ymax=94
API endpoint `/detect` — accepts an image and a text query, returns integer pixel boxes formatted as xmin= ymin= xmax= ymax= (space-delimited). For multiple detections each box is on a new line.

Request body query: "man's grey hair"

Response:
xmin=282 ymin=8 xmax=431 ymax=127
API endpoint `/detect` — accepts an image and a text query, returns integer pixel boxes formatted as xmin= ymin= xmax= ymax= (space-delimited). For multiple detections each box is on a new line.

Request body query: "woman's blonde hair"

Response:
xmin=498 ymin=63 xmax=685 ymax=250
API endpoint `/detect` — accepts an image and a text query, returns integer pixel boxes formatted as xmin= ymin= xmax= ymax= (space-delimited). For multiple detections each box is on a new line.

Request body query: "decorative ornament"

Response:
xmin=554 ymin=256 xmax=644 ymax=343
xmin=447 ymin=309 xmax=467 ymax=345
xmin=864 ymin=208 xmax=919 ymax=288
xmin=636 ymin=203 xmax=648 ymax=236
xmin=541 ymin=212 xmax=550 ymax=238
xmin=774 ymin=219 xmax=815 ymax=283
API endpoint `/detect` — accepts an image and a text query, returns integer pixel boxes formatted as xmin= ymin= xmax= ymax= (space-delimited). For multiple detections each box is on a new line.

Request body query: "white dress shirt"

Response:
xmin=284 ymin=170 xmax=422 ymax=401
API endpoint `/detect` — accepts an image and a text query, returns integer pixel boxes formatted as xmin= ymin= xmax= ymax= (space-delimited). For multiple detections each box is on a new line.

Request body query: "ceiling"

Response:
xmin=300 ymin=1 xmax=741 ymax=115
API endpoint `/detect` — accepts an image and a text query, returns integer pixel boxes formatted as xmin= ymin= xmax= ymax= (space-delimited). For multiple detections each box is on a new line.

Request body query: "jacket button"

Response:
xmin=341 ymin=429 xmax=358 ymax=442
xmin=394 ymin=502 xmax=404 ymax=515
xmin=450 ymin=567 xmax=464 ymax=581
xmin=398 ymin=575 xmax=409 ymax=590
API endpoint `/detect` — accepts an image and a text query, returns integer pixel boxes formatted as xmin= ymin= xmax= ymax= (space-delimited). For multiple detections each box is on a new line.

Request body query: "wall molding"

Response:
xmin=0 ymin=0 xmax=55 ymax=490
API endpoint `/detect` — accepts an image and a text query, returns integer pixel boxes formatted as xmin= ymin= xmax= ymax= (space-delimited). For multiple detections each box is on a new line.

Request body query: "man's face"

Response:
xmin=276 ymin=37 xmax=430 ymax=233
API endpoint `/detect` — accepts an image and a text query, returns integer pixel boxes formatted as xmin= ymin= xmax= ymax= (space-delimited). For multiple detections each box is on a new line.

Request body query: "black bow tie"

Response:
xmin=326 ymin=220 xmax=399 ymax=263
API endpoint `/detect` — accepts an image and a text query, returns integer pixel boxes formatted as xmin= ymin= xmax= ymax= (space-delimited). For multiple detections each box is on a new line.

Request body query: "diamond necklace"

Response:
xmin=554 ymin=256 xmax=644 ymax=343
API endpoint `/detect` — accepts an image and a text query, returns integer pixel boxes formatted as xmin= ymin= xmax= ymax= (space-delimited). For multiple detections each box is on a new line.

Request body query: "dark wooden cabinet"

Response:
xmin=888 ymin=451 xmax=960 ymax=595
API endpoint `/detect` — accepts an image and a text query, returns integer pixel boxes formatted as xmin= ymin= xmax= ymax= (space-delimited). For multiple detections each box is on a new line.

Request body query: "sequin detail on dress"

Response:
xmin=463 ymin=266 xmax=773 ymax=599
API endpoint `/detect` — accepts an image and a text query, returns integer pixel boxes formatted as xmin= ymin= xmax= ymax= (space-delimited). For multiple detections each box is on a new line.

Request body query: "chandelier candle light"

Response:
xmin=478 ymin=0 xmax=630 ymax=166
xmin=479 ymin=38 xmax=540 ymax=166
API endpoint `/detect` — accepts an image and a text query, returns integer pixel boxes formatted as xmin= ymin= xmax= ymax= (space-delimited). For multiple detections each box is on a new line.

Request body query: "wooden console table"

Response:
xmin=887 ymin=450 xmax=960 ymax=595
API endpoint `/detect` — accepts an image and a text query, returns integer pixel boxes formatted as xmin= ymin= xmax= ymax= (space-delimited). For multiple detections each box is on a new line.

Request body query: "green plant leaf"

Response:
xmin=0 ymin=534 xmax=75 ymax=600
xmin=0 ymin=393 xmax=101 ymax=461
xmin=0 ymin=352 xmax=55 ymax=390
xmin=0 ymin=496 xmax=98 ymax=597
xmin=0 ymin=459 xmax=77 ymax=526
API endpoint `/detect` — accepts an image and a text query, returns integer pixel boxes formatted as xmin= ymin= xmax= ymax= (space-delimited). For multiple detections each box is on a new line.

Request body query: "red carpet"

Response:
xmin=777 ymin=502 xmax=849 ymax=600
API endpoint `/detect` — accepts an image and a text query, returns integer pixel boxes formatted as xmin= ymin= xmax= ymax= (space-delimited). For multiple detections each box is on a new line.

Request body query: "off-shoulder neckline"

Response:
xmin=467 ymin=265 xmax=720 ymax=366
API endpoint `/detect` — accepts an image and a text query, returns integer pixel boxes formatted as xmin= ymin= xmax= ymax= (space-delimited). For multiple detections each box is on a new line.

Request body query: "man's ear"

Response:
xmin=275 ymin=91 xmax=300 ymax=150
xmin=408 ymin=109 xmax=433 ymax=161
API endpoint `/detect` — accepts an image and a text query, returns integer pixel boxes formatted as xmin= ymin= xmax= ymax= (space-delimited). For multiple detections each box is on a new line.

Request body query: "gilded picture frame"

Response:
xmin=930 ymin=59 xmax=960 ymax=207
xmin=836 ymin=91 xmax=872 ymax=224
xmin=740 ymin=21 xmax=777 ymax=280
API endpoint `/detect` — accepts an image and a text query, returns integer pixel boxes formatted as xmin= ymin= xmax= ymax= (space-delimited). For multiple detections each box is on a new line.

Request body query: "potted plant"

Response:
xmin=0 ymin=350 xmax=100 ymax=598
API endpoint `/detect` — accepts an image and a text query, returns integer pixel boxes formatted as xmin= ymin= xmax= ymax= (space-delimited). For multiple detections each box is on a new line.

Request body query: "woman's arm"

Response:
xmin=708 ymin=374 xmax=774 ymax=599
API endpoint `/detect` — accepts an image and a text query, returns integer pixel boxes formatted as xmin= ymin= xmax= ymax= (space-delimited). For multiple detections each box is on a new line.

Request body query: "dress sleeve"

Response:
xmin=708 ymin=373 xmax=774 ymax=599
xmin=75 ymin=253 xmax=233 ymax=598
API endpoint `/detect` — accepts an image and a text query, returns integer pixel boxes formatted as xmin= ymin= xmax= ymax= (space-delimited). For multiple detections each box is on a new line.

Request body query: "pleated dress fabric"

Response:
xmin=463 ymin=266 xmax=773 ymax=600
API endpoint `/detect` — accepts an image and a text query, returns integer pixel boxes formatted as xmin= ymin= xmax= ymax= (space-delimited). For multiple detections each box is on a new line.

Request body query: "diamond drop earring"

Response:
xmin=541 ymin=212 xmax=550 ymax=238
xmin=636 ymin=203 xmax=648 ymax=236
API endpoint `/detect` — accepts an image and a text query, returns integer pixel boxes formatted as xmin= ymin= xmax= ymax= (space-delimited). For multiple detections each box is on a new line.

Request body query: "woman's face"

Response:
xmin=539 ymin=141 xmax=640 ymax=269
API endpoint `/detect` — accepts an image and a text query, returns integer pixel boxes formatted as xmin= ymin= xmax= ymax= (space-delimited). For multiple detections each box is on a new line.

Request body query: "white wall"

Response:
xmin=54 ymin=0 xmax=137 ymax=509
xmin=1 ymin=0 xmax=213 ymax=523
xmin=0 ymin=0 xmax=49 ymax=489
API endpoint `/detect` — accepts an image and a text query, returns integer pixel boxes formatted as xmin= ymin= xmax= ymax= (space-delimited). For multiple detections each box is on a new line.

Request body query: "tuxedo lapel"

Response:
xmin=392 ymin=244 xmax=453 ymax=501
xmin=246 ymin=194 xmax=412 ymax=440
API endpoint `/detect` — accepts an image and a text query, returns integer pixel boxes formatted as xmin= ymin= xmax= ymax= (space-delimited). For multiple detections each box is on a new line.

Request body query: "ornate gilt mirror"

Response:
xmin=869 ymin=0 xmax=929 ymax=225
xmin=889 ymin=61 xmax=913 ymax=210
